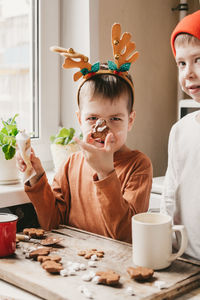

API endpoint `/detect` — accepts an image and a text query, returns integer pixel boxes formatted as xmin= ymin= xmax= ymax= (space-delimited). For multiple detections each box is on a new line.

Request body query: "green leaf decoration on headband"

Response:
xmin=80 ymin=62 xmax=100 ymax=76
xmin=80 ymin=68 xmax=89 ymax=76
xmin=119 ymin=62 xmax=131 ymax=72
xmin=108 ymin=60 xmax=131 ymax=72
xmin=108 ymin=60 xmax=117 ymax=71
xmin=91 ymin=62 xmax=100 ymax=72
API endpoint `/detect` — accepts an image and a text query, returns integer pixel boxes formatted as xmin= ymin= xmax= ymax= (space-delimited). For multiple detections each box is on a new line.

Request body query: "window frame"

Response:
xmin=31 ymin=0 xmax=60 ymax=170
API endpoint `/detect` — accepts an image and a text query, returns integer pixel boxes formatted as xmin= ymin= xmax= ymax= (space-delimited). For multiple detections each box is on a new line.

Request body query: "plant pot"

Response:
xmin=50 ymin=143 xmax=80 ymax=172
xmin=0 ymin=149 xmax=21 ymax=184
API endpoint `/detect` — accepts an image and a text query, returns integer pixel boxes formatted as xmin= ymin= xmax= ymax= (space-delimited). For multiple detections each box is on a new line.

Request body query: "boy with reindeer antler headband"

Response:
xmin=17 ymin=23 xmax=152 ymax=243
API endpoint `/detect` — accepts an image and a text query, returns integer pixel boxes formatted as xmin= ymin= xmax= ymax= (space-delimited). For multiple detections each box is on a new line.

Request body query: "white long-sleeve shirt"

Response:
xmin=161 ymin=111 xmax=200 ymax=260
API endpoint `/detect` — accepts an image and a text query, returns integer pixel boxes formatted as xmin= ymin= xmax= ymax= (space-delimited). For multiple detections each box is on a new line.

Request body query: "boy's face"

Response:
xmin=175 ymin=43 xmax=200 ymax=102
xmin=76 ymin=92 xmax=135 ymax=153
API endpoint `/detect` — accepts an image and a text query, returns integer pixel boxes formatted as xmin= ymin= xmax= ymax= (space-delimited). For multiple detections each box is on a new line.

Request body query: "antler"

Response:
xmin=111 ymin=23 xmax=139 ymax=69
xmin=50 ymin=46 xmax=92 ymax=81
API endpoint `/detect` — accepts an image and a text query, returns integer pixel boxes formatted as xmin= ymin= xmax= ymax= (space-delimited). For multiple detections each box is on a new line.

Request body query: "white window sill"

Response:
xmin=0 ymin=170 xmax=55 ymax=209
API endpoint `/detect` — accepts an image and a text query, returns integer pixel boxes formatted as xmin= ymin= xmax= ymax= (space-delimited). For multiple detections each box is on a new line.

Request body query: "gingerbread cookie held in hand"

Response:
xmin=91 ymin=119 xmax=109 ymax=143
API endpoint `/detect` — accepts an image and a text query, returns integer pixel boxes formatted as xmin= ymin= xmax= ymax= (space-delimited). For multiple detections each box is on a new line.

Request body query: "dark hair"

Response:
xmin=78 ymin=63 xmax=134 ymax=113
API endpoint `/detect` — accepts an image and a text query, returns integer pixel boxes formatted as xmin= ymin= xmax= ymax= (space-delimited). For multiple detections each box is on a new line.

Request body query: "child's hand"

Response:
xmin=16 ymin=148 xmax=45 ymax=184
xmin=74 ymin=133 xmax=115 ymax=180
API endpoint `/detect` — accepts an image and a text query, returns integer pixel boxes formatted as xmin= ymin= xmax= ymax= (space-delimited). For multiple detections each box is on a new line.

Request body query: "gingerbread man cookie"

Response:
xmin=39 ymin=237 xmax=62 ymax=246
xmin=91 ymin=119 xmax=109 ymax=142
xmin=29 ymin=247 xmax=50 ymax=260
xmin=78 ymin=248 xmax=104 ymax=259
xmin=23 ymin=228 xmax=45 ymax=239
xmin=37 ymin=255 xmax=62 ymax=263
xmin=95 ymin=270 xmax=120 ymax=285
xmin=127 ymin=266 xmax=154 ymax=281
xmin=42 ymin=260 xmax=63 ymax=274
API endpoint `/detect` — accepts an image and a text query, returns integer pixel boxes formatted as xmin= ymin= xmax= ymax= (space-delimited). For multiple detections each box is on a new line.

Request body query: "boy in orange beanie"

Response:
xmin=161 ymin=10 xmax=200 ymax=259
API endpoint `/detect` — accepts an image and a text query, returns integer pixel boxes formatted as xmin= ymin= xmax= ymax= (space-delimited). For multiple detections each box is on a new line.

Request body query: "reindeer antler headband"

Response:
xmin=50 ymin=23 xmax=139 ymax=105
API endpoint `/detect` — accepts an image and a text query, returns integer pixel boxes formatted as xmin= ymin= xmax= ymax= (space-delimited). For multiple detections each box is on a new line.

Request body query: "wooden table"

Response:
xmin=0 ymin=225 xmax=200 ymax=300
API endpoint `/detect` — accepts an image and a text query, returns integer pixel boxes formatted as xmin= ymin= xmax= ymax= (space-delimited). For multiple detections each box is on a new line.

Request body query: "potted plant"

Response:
xmin=50 ymin=127 xmax=80 ymax=171
xmin=0 ymin=114 xmax=21 ymax=184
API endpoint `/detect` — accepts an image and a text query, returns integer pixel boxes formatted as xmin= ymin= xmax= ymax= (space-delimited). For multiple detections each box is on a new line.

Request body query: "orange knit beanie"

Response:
xmin=171 ymin=10 xmax=200 ymax=56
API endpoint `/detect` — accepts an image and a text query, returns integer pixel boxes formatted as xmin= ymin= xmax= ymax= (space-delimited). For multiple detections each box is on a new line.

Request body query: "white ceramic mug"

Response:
xmin=132 ymin=212 xmax=188 ymax=270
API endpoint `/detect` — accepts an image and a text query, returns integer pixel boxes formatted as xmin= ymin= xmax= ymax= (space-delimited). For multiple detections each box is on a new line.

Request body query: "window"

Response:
xmin=0 ymin=0 xmax=60 ymax=169
xmin=0 ymin=0 xmax=37 ymax=134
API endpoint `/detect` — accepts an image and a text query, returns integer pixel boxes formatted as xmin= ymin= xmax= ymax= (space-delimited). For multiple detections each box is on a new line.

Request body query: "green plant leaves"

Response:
xmin=0 ymin=114 xmax=19 ymax=160
xmin=50 ymin=127 xmax=75 ymax=145
xmin=2 ymin=144 xmax=16 ymax=160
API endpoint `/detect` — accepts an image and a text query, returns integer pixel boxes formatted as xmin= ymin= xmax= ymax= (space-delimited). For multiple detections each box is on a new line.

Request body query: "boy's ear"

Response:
xmin=128 ymin=110 xmax=136 ymax=131
xmin=76 ymin=110 xmax=82 ymax=125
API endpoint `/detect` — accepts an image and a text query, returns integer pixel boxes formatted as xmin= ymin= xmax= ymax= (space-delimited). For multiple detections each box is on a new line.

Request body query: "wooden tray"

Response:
xmin=0 ymin=226 xmax=199 ymax=300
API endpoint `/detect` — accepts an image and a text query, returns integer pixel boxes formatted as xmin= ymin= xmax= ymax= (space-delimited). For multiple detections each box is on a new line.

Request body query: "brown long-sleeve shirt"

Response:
xmin=25 ymin=149 xmax=152 ymax=243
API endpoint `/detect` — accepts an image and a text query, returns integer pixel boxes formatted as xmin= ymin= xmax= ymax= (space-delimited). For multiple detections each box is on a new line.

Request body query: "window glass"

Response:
xmin=0 ymin=0 xmax=38 ymax=137
xmin=0 ymin=0 xmax=60 ymax=168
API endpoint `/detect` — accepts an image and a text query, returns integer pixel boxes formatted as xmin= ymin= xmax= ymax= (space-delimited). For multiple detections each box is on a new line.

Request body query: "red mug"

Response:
xmin=0 ymin=213 xmax=18 ymax=257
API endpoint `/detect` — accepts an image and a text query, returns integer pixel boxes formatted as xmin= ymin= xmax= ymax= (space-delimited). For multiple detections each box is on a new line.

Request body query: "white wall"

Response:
xmin=98 ymin=0 xmax=178 ymax=177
